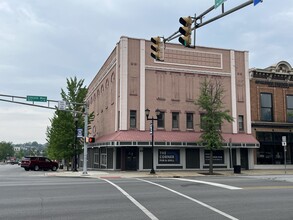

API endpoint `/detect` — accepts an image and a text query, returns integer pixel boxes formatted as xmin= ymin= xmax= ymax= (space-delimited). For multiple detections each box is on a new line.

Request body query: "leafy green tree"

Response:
xmin=46 ymin=77 xmax=88 ymax=168
xmin=0 ymin=142 xmax=14 ymax=161
xmin=15 ymin=149 xmax=25 ymax=160
xmin=195 ymin=78 xmax=233 ymax=175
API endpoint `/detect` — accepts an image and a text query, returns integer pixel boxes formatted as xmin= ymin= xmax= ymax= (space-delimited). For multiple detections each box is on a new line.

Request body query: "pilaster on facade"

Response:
xmin=230 ymin=50 xmax=238 ymax=134
xmin=139 ymin=39 xmax=146 ymax=131
xmin=119 ymin=37 xmax=128 ymax=130
xmin=115 ymin=43 xmax=119 ymax=132
xmin=245 ymin=51 xmax=252 ymax=134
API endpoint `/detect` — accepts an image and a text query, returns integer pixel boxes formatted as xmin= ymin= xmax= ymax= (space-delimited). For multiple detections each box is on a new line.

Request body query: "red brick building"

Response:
xmin=84 ymin=36 xmax=258 ymax=171
xmin=250 ymin=61 xmax=293 ymax=167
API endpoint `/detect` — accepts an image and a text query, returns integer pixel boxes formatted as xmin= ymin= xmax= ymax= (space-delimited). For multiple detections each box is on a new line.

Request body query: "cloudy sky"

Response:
xmin=0 ymin=0 xmax=292 ymax=144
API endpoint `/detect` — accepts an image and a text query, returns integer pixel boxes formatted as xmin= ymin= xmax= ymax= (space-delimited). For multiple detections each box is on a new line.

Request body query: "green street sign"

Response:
xmin=26 ymin=95 xmax=47 ymax=102
xmin=215 ymin=0 xmax=226 ymax=8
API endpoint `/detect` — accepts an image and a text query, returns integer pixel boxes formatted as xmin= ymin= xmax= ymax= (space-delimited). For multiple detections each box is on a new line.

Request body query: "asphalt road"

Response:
xmin=1 ymin=164 xmax=293 ymax=220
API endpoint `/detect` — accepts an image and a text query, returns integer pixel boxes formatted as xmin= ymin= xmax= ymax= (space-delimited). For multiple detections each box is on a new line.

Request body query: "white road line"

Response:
xmin=171 ymin=178 xmax=242 ymax=190
xmin=137 ymin=178 xmax=239 ymax=220
xmin=101 ymin=178 xmax=159 ymax=220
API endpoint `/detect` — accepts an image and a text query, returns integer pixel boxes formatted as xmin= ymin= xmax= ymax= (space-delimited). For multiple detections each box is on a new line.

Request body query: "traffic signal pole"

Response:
xmin=82 ymin=104 xmax=88 ymax=175
xmin=0 ymin=93 xmax=89 ymax=175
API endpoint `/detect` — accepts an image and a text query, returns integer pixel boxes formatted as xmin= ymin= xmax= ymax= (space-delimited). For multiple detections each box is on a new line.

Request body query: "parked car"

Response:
xmin=20 ymin=156 xmax=58 ymax=171
xmin=9 ymin=160 xmax=18 ymax=165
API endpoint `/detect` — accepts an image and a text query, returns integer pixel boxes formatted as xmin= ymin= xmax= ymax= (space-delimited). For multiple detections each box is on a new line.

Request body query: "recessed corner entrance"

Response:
xmin=121 ymin=147 xmax=138 ymax=171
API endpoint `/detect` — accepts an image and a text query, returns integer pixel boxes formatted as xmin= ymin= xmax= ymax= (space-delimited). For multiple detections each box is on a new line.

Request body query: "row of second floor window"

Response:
xmin=129 ymin=110 xmax=245 ymax=132
xmin=260 ymin=93 xmax=293 ymax=122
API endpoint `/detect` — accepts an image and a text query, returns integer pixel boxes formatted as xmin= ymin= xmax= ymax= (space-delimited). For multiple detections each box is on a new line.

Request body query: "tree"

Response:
xmin=195 ymin=78 xmax=234 ymax=175
xmin=46 ymin=77 xmax=88 ymax=169
xmin=0 ymin=142 xmax=14 ymax=161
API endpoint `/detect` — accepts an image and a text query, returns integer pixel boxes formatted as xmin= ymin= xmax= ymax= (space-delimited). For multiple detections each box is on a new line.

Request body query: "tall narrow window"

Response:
xmin=171 ymin=73 xmax=180 ymax=100
xmin=260 ymin=93 xmax=273 ymax=121
xmin=130 ymin=110 xmax=136 ymax=129
xmin=186 ymin=113 xmax=194 ymax=129
xmin=238 ymin=115 xmax=244 ymax=131
xmin=185 ymin=75 xmax=194 ymax=101
xmin=200 ymin=113 xmax=207 ymax=130
xmin=156 ymin=71 xmax=165 ymax=99
xmin=157 ymin=112 xmax=165 ymax=129
xmin=172 ymin=112 xmax=179 ymax=129
xmin=287 ymin=95 xmax=293 ymax=122
xmin=130 ymin=77 xmax=138 ymax=95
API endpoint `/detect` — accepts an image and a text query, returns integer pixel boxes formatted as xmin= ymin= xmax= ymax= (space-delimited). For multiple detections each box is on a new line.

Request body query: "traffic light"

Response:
xmin=88 ymin=137 xmax=95 ymax=143
xmin=178 ymin=16 xmax=193 ymax=47
xmin=150 ymin=36 xmax=162 ymax=61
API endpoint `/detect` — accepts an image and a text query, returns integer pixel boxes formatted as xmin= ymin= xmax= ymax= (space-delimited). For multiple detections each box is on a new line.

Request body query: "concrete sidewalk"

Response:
xmin=45 ymin=168 xmax=293 ymax=179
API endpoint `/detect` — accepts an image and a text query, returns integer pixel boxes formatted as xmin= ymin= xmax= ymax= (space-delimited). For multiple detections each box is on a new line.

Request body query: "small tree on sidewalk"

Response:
xmin=195 ymin=78 xmax=233 ymax=175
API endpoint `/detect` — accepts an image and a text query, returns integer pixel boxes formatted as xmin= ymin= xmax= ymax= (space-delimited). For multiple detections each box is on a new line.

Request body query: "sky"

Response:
xmin=0 ymin=0 xmax=293 ymax=144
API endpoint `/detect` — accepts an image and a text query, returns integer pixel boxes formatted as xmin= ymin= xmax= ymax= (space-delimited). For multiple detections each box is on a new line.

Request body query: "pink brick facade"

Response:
xmin=85 ymin=36 xmax=258 ymax=171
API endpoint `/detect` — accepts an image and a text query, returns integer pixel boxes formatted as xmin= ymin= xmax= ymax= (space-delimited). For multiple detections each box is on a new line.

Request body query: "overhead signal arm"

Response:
xmin=0 ymin=93 xmax=90 ymax=175
xmin=163 ymin=0 xmax=263 ymax=47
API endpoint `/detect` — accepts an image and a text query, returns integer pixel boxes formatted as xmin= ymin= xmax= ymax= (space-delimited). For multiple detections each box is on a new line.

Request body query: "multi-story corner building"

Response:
xmin=250 ymin=61 xmax=293 ymax=167
xmin=84 ymin=36 xmax=258 ymax=171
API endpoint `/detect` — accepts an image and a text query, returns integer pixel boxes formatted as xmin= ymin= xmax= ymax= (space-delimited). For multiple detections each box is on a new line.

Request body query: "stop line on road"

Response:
xmin=169 ymin=178 xmax=242 ymax=190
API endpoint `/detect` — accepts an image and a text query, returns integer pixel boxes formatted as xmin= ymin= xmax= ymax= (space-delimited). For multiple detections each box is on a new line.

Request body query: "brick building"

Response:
xmin=250 ymin=61 xmax=293 ymax=167
xmin=84 ymin=36 xmax=258 ymax=171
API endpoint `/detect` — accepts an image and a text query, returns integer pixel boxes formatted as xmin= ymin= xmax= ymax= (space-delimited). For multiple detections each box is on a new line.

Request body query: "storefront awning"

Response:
xmin=92 ymin=131 xmax=259 ymax=148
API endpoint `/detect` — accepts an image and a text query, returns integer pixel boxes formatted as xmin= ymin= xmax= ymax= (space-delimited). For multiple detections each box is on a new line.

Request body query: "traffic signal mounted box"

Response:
xmin=150 ymin=36 xmax=162 ymax=61
xmin=178 ymin=16 xmax=193 ymax=47
xmin=88 ymin=137 xmax=95 ymax=143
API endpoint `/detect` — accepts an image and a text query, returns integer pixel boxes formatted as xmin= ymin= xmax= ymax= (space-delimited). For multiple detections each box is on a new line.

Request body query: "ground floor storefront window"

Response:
xmin=204 ymin=150 xmax=225 ymax=164
xmin=256 ymin=132 xmax=292 ymax=165
xmin=157 ymin=149 xmax=182 ymax=169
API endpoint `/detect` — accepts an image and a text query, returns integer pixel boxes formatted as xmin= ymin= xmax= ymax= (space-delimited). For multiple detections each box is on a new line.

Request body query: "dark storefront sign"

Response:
xmin=158 ymin=149 xmax=180 ymax=164
xmin=204 ymin=150 xmax=224 ymax=164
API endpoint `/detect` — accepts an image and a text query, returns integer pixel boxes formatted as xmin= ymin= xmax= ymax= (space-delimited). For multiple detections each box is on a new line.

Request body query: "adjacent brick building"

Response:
xmin=84 ymin=36 xmax=258 ymax=171
xmin=250 ymin=61 xmax=293 ymax=166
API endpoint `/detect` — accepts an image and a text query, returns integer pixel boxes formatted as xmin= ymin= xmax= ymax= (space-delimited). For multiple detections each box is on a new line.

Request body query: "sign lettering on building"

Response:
xmin=158 ymin=149 xmax=180 ymax=164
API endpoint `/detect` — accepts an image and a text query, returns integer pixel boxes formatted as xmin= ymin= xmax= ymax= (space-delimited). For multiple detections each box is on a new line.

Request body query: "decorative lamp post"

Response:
xmin=145 ymin=108 xmax=160 ymax=174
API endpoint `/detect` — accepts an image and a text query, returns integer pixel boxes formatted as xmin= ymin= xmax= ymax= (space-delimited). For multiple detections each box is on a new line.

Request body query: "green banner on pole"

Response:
xmin=215 ymin=0 xmax=226 ymax=9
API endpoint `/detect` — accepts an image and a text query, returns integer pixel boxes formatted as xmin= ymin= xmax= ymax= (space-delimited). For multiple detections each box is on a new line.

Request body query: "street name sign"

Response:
xmin=254 ymin=0 xmax=263 ymax=6
xmin=26 ymin=95 xmax=47 ymax=102
xmin=215 ymin=0 xmax=226 ymax=9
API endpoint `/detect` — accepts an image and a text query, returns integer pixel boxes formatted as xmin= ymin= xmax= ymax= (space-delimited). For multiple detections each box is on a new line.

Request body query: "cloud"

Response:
xmin=0 ymin=105 xmax=53 ymax=144
xmin=1 ymin=0 xmax=293 ymax=143
xmin=0 ymin=2 xmax=12 ymax=13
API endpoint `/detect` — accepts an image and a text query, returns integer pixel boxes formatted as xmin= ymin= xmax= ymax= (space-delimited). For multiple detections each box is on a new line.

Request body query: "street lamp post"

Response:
xmin=145 ymin=108 xmax=160 ymax=174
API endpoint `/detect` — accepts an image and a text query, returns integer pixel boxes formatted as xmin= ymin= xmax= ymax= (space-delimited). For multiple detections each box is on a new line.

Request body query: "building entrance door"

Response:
xmin=241 ymin=148 xmax=249 ymax=170
xmin=125 ymin=147 xmax=138 ymax=171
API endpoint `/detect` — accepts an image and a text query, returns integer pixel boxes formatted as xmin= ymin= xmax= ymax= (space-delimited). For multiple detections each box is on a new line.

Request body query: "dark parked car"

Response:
xmin=21 ymin=156 xmax=58 ymax=171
